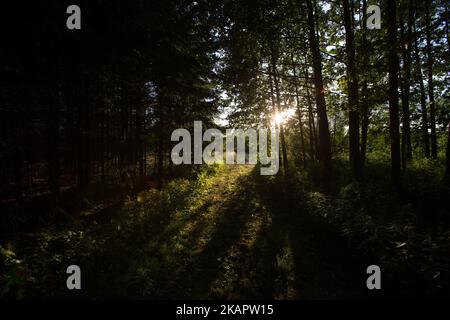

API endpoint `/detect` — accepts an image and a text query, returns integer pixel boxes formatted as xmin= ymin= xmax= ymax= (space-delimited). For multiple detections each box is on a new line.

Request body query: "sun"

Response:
xmin=272 ymin=109 xmax=294 ymax=126
xmin=273 ymin=112 xmax=285 ymax=125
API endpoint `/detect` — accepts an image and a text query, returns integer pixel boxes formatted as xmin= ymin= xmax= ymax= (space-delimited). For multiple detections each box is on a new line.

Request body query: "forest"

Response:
xmin=0 ymin=0 xmax=449 ymax=299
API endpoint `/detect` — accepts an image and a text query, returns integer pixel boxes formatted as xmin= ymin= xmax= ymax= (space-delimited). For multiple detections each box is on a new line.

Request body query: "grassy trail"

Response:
xmin=150 ymin=164 xmax=369 ymax=299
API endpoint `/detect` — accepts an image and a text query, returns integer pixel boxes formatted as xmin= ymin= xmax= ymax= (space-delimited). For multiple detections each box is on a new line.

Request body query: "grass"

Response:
xmin=1 ymin=159 xmax=449 ymax=299
xmin=1 ymin=164 xmax=278 ymax=298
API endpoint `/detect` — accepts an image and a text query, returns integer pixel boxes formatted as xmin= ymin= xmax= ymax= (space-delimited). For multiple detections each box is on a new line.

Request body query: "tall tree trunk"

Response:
xmin=342 ymin=0 xmax=360 ymax=179
xmin=425 ymin=0 xmax=437 ymax=158
xmin=76 ymin=78 xmax=91 ymax=189
xmin=156 ymin=98 xmax=164 ymax=189
xmin=120 ymin=82 xmax=128 ymax=168
xmin=291 ymin=52 xmax=307 ymax=166
xmin=270 ymin=49 xmax=289 ymax=176
xmin=14 ymin=145 xmax=23 ymax=203
xmin=400 ymin=0 xmax=413 ymax=169
xmin=76 ymin=94 xmax=83 ymax=189
xmin=305 ymin=0 xmax=332 ymax=178
xmin=49 ymin=47 xmax=62 ymax=202
xmin=303 ymin=60 xmax=318 ymax=161
xmin=100 ymin=115 xmax=105 ymax=180
xmin=445 ymin=122 xmax=450 ymax=185
xmin=268 ymin=65 xmax=282 ymax=169
xmin=387 ymin=0 xmax=401 ymax=187
xmin=48 ymin=85 xmax=61 ymax=200
xmin=413 ymin=20 xmax=430 ymax=158
xmin=84 ymin=87 xmax=92 ymax=187
xmin=446 ymin=1 xmax=450 ymax=53
xmin=446 ymin=123 xmax=450 ymax=185
xmin=136 ymin=92 xmax=144 ymax=177
xmin=360 ymin=0 xmax=369 ymax=168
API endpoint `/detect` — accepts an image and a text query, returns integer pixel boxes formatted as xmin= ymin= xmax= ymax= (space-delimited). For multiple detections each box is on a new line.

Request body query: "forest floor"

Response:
xmin=159 ymin=164 xmax=370 ymax=299
xmin=2 ymin=164 xmax=379 ymax=299
xmin=3 ymin=163 xmax=449 ymax=299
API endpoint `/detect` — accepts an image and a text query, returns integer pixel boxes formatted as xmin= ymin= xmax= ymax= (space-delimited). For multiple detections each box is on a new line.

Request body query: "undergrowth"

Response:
xmin=293 ymin=159 xmax=450 ymax=297
xmin=0 ymin=164 xmax=223 ymax=299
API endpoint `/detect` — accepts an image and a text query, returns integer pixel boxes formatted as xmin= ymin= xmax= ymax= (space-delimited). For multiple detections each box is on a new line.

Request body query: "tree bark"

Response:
xmin=387 ymin=0 xmax=401 ymax=187
xmin=425 ymin=0 xmax=437 ymax=158
xmin=270 ymin=49 xmax=289 ymax=176
xmin=360 ymin=0 xmax=369 ymax=169
xmin=400 ymin=0 xmax=413 ymax=169
xmin=413 ymin=20 xmax=430 ymax=158
xmin=342 ymin=0 xmax=360 ymax=179
xmin=303 ymin=60 xmax=318 ymax=161
xmin=306 ymin=0 xmax=332 ymax=178
xmin=156 ymin=96 xmax=164 ymax=189
xmin=446 ymin=123 xmax=450 ymax=185
xmin=291 ymin=52 xmax=307 ymax=166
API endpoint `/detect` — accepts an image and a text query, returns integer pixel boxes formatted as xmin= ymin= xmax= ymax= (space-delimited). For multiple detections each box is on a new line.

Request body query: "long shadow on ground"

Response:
xmin=253 ymin=173 xmax=374 ymax=299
